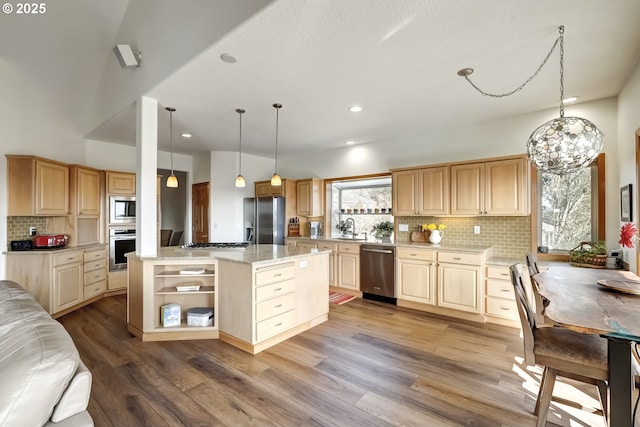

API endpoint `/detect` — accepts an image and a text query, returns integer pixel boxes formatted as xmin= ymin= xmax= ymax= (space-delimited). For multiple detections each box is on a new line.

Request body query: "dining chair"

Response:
xmin=160 ymin=229 xmax=172 ymax=247
xmin=169 ymin=230 xmax=183 ymax=246
xmin=510 ymin=263 xmax=608 ymax=427
xmin=524 ymin=252 xmax=553 ymax=326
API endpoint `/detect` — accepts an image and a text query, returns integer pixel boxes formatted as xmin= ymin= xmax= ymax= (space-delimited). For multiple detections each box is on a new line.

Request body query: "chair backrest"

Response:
xmin=525 ymin=252 xmax=540 ymax=275
xmin=169 ymin=230 xmax=183 ymax=246
xmin=510 ymin=263 xmax=537 ymax=364
xmin=160 ymin=229 xmax=172 ymax=247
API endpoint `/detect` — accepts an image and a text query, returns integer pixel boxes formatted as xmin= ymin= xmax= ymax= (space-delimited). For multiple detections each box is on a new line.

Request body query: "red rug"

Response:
xmin=329 ymin=291 xmax=356 ymax=305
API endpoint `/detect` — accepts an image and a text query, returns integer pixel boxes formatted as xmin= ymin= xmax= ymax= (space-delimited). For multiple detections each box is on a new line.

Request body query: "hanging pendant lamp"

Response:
xmin=270 ymin=103 xmax=282 ymax=186
xmin=165 ymin=106 xmax=178 ymax=188
xmin=235 ymin=108 xmax=246 ymax=188
xmin=458 ymin=26 xmax=603 ymax=175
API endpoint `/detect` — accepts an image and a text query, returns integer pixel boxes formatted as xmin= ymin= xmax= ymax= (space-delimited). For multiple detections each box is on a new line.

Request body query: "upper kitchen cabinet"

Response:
xmin=106 ymin=171 xmax=136 ymax=195
xmin=71 ymin=166 xmax=101 ymax=216
xmin=296 ymin=178 xmax=323 ymax=217
xmin=451 ymin=156 xmax=529 ymax=216
xmin=6 ymin=155 xmax=70 ymax=216
xmin=392 ymin=166 xmax=449 ymax=216
xmin=254 ymin=179 xmax=295 ymax=198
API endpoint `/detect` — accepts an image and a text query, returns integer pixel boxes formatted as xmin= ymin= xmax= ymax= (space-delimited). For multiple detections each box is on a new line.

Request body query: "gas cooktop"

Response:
xmin=182 ymin=242 xmax=253 ymax=251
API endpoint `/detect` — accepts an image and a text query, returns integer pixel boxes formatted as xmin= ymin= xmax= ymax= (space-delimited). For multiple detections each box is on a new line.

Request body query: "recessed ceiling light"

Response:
xmin=348 ymin=106 xmax=362 ymax=113
xmin=181 ymin=133 xmax=192 ymax=138
xmin=345 ymin=140 xmax=355 ymax=145
xmin=220 ymin=53 xmax=237 ymax=63
xmin=563 ymin=96 xmax=578 ymax=104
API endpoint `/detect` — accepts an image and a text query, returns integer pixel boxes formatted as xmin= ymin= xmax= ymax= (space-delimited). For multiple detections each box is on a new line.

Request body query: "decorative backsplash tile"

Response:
xmin=395 ymin=216 xmax=531 ymax=259
xmin=6 ymin=216 xmax=47 ymax=244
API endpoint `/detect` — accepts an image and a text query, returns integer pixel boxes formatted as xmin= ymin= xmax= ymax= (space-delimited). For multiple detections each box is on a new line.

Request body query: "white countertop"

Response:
xmin=127 ymin=244 xmax=329 ymax=266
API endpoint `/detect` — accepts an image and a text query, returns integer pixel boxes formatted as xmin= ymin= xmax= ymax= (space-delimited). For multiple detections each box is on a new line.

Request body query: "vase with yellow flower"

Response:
xmin=422 ymin=223 xmax=446 ymax=245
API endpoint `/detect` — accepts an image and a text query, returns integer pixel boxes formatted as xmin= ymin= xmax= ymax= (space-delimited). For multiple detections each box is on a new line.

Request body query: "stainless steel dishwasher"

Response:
xmin=359 ymin=244 xmax=396 ymax=304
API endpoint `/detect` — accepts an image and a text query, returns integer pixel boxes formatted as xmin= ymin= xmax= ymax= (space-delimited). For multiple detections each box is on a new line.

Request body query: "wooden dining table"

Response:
xmin=534 ymin=264 xmax=640 ymax=427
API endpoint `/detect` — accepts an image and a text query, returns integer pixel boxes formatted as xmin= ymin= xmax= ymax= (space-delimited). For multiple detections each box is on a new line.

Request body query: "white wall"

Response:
xmin=616 ymin=59 xmax=640 ymax=272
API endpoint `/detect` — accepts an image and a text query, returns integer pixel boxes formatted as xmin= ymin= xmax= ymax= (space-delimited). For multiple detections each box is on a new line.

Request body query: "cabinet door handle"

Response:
xmin=274 ymin=287 xmax=282 ymax=292
xmin=273 ymin=273 xmax=282 ymax=277
xmin=274 ymin=304 xmax=282 ymax=308
xmin=500 ymin=273 xmax=509 ymax=276
xmin=453 ymin=257 xmax=462 ymax=260
xmin=275 ymin=322 xmax=283 ymax=327
xmin=500 ymin=288 xmax=510 ymax=292
xmin=500 ymin=306 xmax=511 ymax=311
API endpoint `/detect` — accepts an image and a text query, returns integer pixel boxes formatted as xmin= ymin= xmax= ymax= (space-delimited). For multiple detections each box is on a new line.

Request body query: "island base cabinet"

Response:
xmin=127 ymin=257 xmax=218 ymax=342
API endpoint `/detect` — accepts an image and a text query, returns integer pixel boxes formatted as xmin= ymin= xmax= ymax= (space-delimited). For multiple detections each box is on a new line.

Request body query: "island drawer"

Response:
xmin=255 ymin=279 xmax=295 ymax=302
xmin=397 ymin=247 xmax=435 ymax=261
xmin=256 ymin=309 xmax=296 ymax=342
xmin=486 ymin=296 xmax=518 ymax=320
xmin=256 ymin=292 xmax=296 ymax=322
xmin=255 ymin=264 xmax=295 ymax=286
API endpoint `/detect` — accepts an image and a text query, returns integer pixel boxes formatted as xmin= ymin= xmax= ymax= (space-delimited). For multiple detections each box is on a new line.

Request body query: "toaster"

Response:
xmin=33 ymin=234 xmax=68 ymax=248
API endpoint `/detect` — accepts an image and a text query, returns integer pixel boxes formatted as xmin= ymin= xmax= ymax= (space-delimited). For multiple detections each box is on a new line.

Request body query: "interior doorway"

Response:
xmin=192 ymin=182 xmax=209 ymax=243
xmin=158 ymin=168 xmax=187 ymax=246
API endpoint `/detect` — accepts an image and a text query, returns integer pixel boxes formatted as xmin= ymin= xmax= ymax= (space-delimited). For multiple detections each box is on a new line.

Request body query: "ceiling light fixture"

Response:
xmin=181 ymin=133 xmax=192 ymax=138
xmin=271 ymin=103 xmax=283 ymax=186
xmin=458 ymin=26 xmax=603 ymax=175
xmin=348 ymin=106 xmax=362 ymax=113
xmin=235 ymin=108 xmax=246 ymax=188
xmin=165 ymin=107 xmax=178 ymax=188
xmin=345 ymin=140 xmax=355 ymax=145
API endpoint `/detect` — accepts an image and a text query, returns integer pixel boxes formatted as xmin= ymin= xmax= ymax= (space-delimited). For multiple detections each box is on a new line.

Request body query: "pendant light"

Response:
xmin=235 ymin=108 xmax=246 ymax=188
xmin=458 ymin=26 xmax=603 ymax=175
xmin=270 ymin=103 xmax=282 ymax=186
xmin=165 ymin=106 xmax=178 ymax=188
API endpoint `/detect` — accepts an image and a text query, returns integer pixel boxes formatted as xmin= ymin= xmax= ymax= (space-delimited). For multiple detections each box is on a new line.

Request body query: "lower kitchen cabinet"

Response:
xmin=484 ymin=265 xmax=519 ymax=326
xmin=337 ymin=242 xmax=360 ymax=291
xmin=5 ymin=244 xmax=108 ymax=318
xmin=317 ymin=241 xmax=338 ymax=286
xmin=437 ymin=251 xmax=483 ymax=315
xmin=396 ymin=247 xmax=436 ymax=305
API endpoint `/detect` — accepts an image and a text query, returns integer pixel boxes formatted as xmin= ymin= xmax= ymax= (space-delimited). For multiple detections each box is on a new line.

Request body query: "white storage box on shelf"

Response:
xmin=187 ymin=307 xmax=213 ymax=327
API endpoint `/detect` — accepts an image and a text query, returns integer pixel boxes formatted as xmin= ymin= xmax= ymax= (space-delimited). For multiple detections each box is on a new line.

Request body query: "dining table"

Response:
xmin=534 ymin=264 xmax=640 ymax=427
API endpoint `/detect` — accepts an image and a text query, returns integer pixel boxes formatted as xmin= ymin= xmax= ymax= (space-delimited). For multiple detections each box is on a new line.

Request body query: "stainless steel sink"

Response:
xmin=335 ymin=237 xmax=367 ymax=241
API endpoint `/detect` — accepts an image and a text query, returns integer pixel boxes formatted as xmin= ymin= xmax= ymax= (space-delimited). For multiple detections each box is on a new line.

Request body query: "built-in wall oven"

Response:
xmin=109 ymin=196 xmax=136 ymax=225
xmin=109 ymin=228 xmax=136 ymax=271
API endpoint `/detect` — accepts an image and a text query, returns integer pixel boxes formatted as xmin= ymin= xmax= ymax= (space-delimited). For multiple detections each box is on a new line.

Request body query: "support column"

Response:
xmin=136 ymin=96 xmax=158 ymax=257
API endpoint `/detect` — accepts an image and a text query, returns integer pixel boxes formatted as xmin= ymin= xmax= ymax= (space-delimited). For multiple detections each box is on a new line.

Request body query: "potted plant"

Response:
xmin=371 ymin=220 xmax=394 ymax=239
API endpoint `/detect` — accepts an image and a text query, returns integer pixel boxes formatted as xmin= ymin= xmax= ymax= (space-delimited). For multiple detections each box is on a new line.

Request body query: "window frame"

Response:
xmin=531 ymin=153 xmax=606 ymax=261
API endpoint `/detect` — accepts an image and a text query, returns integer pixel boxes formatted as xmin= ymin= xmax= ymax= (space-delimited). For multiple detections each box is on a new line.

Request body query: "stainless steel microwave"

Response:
xmin=109 ymin=196 xmax=136 ymax=224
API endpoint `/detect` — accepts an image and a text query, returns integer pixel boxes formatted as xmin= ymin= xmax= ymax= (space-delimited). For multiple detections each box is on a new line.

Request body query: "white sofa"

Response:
xmin=0 ymin=280 xmax=93 ymax=427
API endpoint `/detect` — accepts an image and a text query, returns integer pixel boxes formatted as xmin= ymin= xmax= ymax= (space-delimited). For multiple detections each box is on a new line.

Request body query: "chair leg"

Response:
xmin=534 ymin=366 xmax=558 ymax=427
xmin=596 ymin=380 xmax=608 ymax=423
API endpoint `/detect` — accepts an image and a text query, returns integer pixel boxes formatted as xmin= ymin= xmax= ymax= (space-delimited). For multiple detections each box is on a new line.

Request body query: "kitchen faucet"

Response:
xmin=344 ymin=217 xmax=356 ymax=239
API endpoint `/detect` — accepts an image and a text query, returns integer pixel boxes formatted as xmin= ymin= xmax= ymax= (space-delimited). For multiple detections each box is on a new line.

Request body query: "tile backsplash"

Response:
xmin=7 ymin=216 xmax=47 ymax=244
xmin=395 ymin=216 xmax=531 ymax=259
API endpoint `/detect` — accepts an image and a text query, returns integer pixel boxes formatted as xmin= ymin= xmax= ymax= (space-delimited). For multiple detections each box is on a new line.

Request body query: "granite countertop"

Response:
xmin=3 ymin=242 xmax=107 ymax=255
xmin=127 ymin=244 xmax=330 ymax=266
xmin=485 ymin=256 xmax=524 ymax=267
xmin=288 ymin=236 xmax=492 ymax=253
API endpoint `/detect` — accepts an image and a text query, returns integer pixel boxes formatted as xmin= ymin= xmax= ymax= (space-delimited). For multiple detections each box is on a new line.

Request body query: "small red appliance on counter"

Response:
xmin=33 ymin=234 xmax=68 ymax=248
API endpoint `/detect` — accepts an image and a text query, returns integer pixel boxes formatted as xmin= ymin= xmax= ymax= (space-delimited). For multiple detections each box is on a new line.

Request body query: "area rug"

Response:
xmin=329 ymin=291 xmax=356 ymax=305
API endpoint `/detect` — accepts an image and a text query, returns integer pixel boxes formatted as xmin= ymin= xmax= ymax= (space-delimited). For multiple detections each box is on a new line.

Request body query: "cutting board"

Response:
xmin=410 ymin=231 xmax=427 ymax=242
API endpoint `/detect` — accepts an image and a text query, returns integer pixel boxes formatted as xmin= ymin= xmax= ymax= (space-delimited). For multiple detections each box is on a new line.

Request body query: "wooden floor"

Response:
xmin=59 ymin=295 xmax=607 ymax=427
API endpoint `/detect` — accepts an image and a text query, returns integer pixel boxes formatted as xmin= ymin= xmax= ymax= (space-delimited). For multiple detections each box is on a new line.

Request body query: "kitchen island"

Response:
xmin=126 ymin=244 xmax=329 ymax=354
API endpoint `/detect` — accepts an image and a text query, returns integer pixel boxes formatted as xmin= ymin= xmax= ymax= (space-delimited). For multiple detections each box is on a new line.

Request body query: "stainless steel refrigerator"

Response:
xmin=243 ymin=197 xmax=286 ymax=245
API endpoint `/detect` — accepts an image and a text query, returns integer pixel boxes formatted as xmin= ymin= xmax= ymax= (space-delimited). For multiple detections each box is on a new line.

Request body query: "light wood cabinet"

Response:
xmin=296 ymin=178 xmax=324 ymax=217
xmin=6 ymin=155 xmax=70 ymax=216
xmin=337 ymin=242 xmax=360 ymax=291
xmin=396 ymin=247 xmax=436 ymax=305
xmin=127 ymin=258 xmax=218 ymax=341
xmin=73 ymin=166 xmax=101 ymax=215
xmin=5 ymin=245 xmax=108 ymax=317
xmin=484 ymin=265 xmax=519 ymax=326
xmin=437 ymin=251 xmax=483 ymax=314
xmin=254 ymin=179 xmax=295 ymax=198
xmin=107 ymin=171 xmax=136 ymax=195
xmin=317 ymin=241 xmax=338 ymax=286
xmin=451 ymin=157 xmax=528 ymax=216
xmin=392 ymin=166 xmax=449 ymax=216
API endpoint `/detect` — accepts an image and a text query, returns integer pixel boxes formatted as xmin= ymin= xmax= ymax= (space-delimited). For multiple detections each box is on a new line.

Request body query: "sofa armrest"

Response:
xmin=50 ymin=361 xmax=92 ymax=423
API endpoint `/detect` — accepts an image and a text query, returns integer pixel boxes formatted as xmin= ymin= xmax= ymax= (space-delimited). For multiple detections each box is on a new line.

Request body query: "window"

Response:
xmin=535 ymin=154 xmax=605 ymax=254
xmin=329 ymin=177 xmax=392 ymax=238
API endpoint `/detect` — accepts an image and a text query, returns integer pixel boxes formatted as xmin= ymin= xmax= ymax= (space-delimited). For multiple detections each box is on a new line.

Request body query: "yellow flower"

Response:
xmin=422 ymin=223 xmax=446 ymax=231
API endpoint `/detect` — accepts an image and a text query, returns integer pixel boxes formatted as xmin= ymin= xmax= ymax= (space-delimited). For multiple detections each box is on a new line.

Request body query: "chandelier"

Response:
xmin=458 ymin=26 xmax=603 ymax=175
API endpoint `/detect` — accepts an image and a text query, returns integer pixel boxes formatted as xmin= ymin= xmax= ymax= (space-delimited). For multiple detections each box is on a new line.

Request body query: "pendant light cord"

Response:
xmin=458 ymin=26 xmax=564 ymax=100
xmin=166 ymin=107 xmax=175 ymax=174
xmin=238 ymin=109 xmax=243 ymax=173
xmin=273 ymin=103 xmax=282 ymax=173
